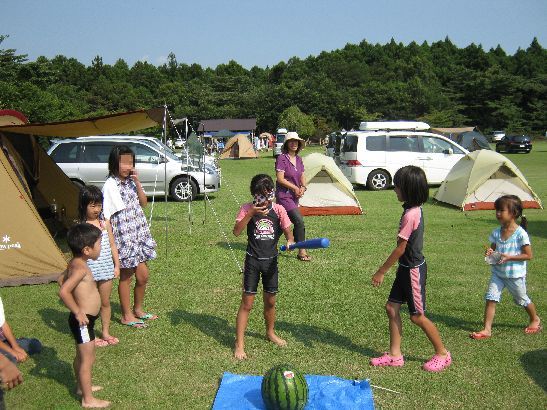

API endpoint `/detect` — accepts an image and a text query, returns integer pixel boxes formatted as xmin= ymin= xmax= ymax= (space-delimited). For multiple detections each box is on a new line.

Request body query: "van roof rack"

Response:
xmin=358 ymin=121 xmax=430 ymax=131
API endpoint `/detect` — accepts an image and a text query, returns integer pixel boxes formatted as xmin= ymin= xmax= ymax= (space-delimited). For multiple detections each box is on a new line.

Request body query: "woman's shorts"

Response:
xmin=388 ymin=263 xmax=427 ymax=315
xmin=243 ymin=254 xmax=278 ymax=294
xmin=485 ymin=274 xmax=531 ymax=306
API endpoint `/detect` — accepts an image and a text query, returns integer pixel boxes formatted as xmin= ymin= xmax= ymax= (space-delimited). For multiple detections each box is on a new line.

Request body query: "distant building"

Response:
xmin=198 ymin=118 xmax=257 ymax=137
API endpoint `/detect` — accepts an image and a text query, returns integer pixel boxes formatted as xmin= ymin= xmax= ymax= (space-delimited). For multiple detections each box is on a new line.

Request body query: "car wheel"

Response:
xmin=170 ymin=177 xmax=197 ymax=202
xmin=367 ymin=170 xmax=390 ymax=190
xmin=495 ymin=146 xmax=501 ymax=153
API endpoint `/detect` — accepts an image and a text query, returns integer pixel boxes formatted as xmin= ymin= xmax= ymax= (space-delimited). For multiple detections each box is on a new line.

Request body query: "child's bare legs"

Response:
xmin=264 ymin=292 xmax=286 ymax=347
xmin=97 ymin=280 xmax=115 ymax=339
xmin=473 ymin=300 xmax=497 ymax=337
xmin=234 ymin=293 xmax=255 ymax=360
xmin=119 ymin=268 xmax=139 ymax=324
xmin=524 ymin=302 xmax=541 ymax=330
xmin=386 ymin=302 xmax=403 ymax=357
xmin=132 ymin=262 xmax=150 ymax=318
xmin=74 ymin=342 xmax=110 ymax=408
xmin=409 ymin=314 xmax=448 ymax=357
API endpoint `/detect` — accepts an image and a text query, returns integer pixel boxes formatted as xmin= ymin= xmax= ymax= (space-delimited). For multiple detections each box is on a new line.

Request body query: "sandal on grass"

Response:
xmin=524 ymin=325 xmax=542 ymax=334
xmin=370 ymin=352 xmax=404 ymax=367
xmin=122 ymin=320 xmax=146 ymax=328
xmin=297 ymin=254 xmax=311 ymax=262
xmin=136 ymin=312 xmax=158 ymax=321
xmin=423 ymin=351 xmax=452 ymax=372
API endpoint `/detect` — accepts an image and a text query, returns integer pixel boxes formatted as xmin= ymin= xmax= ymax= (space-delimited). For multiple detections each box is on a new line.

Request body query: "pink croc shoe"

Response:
xmin=423 ymin=351 xmax=452 ymax=372
xmin=370 ymin=352 xmax=404 ymax=367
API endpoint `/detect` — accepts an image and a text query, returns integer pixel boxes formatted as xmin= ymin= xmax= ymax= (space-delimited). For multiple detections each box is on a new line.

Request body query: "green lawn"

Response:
xmin=4 ymin=143 xmax=546 ymax=409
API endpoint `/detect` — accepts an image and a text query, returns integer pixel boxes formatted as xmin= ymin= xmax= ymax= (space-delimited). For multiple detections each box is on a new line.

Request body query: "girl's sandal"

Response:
xmin=94 ymin=338 xmax=109 ymax=347
xmin=297 ymin=254 xmax=311 ymax=262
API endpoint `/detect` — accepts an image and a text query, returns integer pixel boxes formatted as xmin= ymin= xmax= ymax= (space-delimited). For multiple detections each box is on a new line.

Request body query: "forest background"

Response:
xmin=1 ymin=35 xmax=545 ymax=139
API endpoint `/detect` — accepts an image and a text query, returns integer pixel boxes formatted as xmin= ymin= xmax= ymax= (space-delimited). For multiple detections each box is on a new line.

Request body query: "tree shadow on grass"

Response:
xmin=521 ymin=349 xmax=547 ymax=392
xmin=427 ymin=311 xmax=523 ymax=332
xmin=38 ymin=308 xmax=70 ymax=335
xmin=276 ymin=321 xmax=391 ymax=361
xmin=168 ymin=310 xmax=262 ymax=349
xmin=29 ymin=346 xmax=76 ymax=395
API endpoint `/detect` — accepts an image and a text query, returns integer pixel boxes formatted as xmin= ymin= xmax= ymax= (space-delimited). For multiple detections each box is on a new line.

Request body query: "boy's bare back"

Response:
xmin=66 ymin=257 xmax=101 ymax=316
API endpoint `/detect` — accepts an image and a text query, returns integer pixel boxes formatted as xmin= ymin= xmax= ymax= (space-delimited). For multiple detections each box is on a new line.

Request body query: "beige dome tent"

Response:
xmin=434 ymin=150 xmax=542 ymax=211
xmin=299 ymin=153 xmax=362 ymax=216
xmin=0 ymin=108 xmax=163 ymax=286
xmin=219 ymin=134 xmax=257 ymax=159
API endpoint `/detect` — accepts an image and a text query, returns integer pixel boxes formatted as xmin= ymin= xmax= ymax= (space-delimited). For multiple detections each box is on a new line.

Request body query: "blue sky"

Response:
xmin=2 ymin=0 xmax=546 ymax=68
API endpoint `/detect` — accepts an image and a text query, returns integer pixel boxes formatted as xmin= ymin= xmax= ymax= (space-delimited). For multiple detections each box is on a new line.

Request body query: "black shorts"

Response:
xmin=243 ymin=254 xmax=278 ymax=294
xmin=68 ymin=312 xmax=98 ymax=344
xmin=388 ymin=262 xmax=427 ymax=315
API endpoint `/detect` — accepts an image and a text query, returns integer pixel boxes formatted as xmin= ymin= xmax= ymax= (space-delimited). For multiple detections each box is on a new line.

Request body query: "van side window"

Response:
xmin=82 ymin=143 xmax=113 ymax=163
xmin=365 ymin=135 xmax=387 ymax=151
xmin=51 ymin=143 xmax=79 ymax=163
xmin=388 ymin=136 xmax=419 ymax=152
xmin=131 ymin=144 xmax=159 ymax=164
xmin=422 ymin=136 xmax=463 ymax=154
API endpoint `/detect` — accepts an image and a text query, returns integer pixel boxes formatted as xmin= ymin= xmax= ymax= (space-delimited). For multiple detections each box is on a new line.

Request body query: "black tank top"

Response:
xmin=246 ymin=206 xmax=282 ymax=259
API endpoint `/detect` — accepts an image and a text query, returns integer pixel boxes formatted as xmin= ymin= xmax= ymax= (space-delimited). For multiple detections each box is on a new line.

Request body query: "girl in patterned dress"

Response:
xmin=102 ymin=146 xmax=157 ymax=329
xmin=79 ymin=185 xmax=120 ymax=346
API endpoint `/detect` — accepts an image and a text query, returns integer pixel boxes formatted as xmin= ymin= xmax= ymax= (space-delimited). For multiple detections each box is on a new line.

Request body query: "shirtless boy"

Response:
xmin=59 ymin=223 xmax=111 ymax=408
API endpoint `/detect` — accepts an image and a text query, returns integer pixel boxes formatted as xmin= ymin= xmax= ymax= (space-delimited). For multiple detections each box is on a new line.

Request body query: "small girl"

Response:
xmin=470 ymin=195 xmax=541 ymax=339
xmin=102 ymin=145 xmax=157 ymax=329
xmin=370 ymin=165 xmax=451 ymax=372
xmin=79 ymin=185 xmax=120 ymax=346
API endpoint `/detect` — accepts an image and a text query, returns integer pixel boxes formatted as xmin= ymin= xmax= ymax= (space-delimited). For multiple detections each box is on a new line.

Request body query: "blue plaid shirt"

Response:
xmin=489 ymin=226 xmax=530 ymax=278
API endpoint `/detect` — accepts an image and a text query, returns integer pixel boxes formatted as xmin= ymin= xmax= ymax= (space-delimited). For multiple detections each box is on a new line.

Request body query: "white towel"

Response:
xmin=102 ymin=177 xmax=125 ymax=219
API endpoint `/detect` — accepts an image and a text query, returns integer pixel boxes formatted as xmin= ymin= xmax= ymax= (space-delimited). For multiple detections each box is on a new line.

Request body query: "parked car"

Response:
xmin=338 ymin=121 xmax=468 ymax=190
xmin=489 ymin=130 xmax=505 ymax=142
xmin=47 ymin=137 xmax=220 ymax=201
xmin=495 ymin=135 xmax=532 ymax=154
xmin=273 ymin=128 xmax=287 ymax=157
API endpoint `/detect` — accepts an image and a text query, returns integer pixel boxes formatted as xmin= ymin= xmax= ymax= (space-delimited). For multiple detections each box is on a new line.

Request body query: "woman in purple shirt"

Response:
xmin=275 ymin=132 xmax=310 ymax=261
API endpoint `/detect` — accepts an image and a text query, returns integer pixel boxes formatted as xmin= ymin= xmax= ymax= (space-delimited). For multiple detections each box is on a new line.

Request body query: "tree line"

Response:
xmin=1 ymin=35 xmax=545 ymax=139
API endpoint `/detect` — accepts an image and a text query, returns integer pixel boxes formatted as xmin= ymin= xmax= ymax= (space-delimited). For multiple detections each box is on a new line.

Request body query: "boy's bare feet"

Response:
xmin=525 ymin=316 xmax=542 ymax=334
xmin=81 ymin=397 xmax=111 ymax=408
xmin=234 ymin=346 xmax=248 ymax=360
xmin=469 ymin=330 xmax=491 ymax=339
xmin=267 ymin=333 xmax=287 ymax=347
xmin=76 ymin=385 xmax=103 ymax=395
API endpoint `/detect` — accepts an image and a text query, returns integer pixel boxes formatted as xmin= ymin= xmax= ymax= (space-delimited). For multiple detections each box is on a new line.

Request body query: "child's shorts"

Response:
xmin=243 ymin=254 xmax=278 ymax=294
xmin=485 ymin=273 xmax=531 ymax=307
xmin=68 ymin=313 xmax=98 ymax=344
xmin=388 ymin=263 xmax=427 ymax=315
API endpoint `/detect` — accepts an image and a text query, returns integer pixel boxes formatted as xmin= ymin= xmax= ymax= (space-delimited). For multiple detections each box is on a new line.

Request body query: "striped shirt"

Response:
xmin=489 ymin=226 xmax=530 ymax=278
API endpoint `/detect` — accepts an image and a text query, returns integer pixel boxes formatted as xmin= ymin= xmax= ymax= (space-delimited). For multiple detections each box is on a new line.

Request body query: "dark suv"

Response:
xmin=495 ymin=135 xmax=532 ymax=154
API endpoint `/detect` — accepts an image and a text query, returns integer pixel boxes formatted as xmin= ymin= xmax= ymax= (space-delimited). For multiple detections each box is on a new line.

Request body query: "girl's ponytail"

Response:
xmin=520 ymin=215 xmax=528 ymax=232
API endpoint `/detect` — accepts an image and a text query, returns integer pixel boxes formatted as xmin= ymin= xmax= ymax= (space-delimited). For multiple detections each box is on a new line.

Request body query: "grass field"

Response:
xmin=4 ymin=142 xmax=546 ymax=409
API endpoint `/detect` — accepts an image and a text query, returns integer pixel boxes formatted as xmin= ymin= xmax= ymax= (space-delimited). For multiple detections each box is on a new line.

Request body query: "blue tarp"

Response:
xmin=212 ymin=372 xmax=375 ymax=409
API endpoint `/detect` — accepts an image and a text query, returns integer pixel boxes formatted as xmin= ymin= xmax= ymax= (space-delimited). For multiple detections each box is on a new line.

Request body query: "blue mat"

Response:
xmin=212 ymin=372 xmax=374 ymax=409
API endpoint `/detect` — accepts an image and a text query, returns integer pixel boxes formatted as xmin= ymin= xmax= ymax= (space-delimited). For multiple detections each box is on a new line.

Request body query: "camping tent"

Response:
xmin=0 ymin=108 xmax=163 ymax=286
xmin=299 ymin=153 xmax=362 ymax=216
xmin=434 ymin=150 xmax=542 ymax=211
xmin=455 ymin=131 xmax=491 ymax=151
xmin=219 ymin=134 xmax=257 ymax=159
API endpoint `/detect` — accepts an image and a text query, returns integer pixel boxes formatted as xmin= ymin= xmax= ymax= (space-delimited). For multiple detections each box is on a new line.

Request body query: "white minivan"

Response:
xmin=273 ymin=128 xmax=287 ymax=157
xmin=339 ymin=121 xmax=468 ymax=190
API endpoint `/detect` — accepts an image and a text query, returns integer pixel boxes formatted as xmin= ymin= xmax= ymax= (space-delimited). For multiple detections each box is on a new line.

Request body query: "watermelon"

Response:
xmin=261 ymin=364 xmax=308 ymax=410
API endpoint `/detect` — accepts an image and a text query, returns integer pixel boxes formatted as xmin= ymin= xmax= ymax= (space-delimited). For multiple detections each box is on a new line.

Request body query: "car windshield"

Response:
xmin=512 ymin=136 xmax=530 ymax=142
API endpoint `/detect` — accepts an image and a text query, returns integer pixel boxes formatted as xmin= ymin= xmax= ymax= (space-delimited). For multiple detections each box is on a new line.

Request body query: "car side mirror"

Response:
xmin=443 ymin=148 xmax=454 ymax=155
xmin=158 ymin=156 xmax=167 ymax=164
